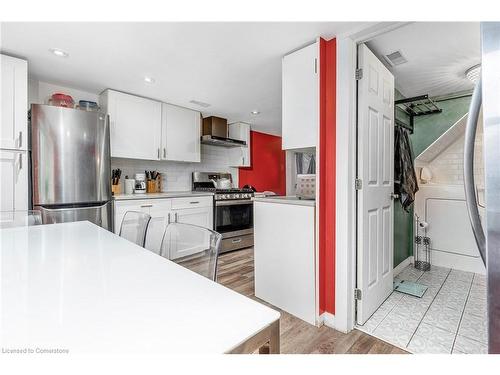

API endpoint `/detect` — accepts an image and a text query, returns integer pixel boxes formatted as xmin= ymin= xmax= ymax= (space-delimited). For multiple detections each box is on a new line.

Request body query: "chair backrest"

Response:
xmin=0 ymin=210 xmax=43 ymax=228
xmin=159 ymin=222 xmax=222 ymax=281
xmin=119 ymin=211 xmax=151 ymax=247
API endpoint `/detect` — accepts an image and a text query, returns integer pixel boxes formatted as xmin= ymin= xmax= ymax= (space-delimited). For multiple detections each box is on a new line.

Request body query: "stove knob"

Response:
xmin=235 ymin=194 xmax=240 ymax=199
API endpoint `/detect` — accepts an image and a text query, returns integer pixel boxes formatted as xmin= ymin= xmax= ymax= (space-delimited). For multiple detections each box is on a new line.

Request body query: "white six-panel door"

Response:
xmin=356 ymin=44 xmax=395 ymax=325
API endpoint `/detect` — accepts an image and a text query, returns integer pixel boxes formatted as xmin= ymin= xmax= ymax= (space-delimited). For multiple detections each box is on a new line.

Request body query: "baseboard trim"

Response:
xmin=320 ymin=312 xmax=336 ymax=329
xmin=394 ymin=256 xmax=414 ymax=276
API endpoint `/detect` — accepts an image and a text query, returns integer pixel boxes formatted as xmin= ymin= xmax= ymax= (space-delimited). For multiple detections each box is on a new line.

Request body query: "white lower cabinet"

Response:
xmin=170 ymin=206 xmax=213 ymax=260
xmin=114 ymin=196 xmax=213 ymax=259
xmin=254 ymin=200 xmax=316 ymax=325
xmin=0 ymin=150 xmax=28 ymax=212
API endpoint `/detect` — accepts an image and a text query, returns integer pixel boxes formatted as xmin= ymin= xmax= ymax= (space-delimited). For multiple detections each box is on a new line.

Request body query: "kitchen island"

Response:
xmin=0 ymin=221 xmax=280 ymax=354
xmin=253 ymin=197 xmax=317 ymax=325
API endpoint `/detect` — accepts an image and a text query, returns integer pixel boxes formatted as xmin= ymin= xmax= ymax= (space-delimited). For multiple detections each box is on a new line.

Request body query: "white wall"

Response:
xmin=34 ymin=80 xmax=99 ymax=105
xmin=28 ymin=79 xmax=239 ymax=191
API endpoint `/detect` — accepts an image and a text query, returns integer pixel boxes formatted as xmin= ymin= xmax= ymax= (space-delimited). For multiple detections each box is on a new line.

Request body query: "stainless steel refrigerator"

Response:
xmin=464 ymin=22 xmax=500 ymax=354
xmin=30 ymin=104 xmax=112 ymax=230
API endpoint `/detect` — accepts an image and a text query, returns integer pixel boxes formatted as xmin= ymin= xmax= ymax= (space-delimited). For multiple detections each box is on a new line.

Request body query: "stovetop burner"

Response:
xmin=194 ymin=187 xmax=254 ymax=194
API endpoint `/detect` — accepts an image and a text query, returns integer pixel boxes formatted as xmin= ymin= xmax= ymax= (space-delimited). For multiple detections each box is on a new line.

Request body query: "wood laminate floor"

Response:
xmin=216 ymin=247 xmax=408 ymax=354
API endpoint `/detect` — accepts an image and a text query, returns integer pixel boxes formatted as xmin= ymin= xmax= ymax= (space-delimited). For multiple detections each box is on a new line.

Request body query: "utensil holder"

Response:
xmin=111 ymin=184 xmax=121 ymax=195
xmin=146 ymin=180 xmax=156 ymax=193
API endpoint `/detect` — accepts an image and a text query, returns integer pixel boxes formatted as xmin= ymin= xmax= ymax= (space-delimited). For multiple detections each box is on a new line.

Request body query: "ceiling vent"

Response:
xmin=384 ymin=50 xmax=408 ymax=66
xmin=189 ymin=100 xmax=211 ymax=108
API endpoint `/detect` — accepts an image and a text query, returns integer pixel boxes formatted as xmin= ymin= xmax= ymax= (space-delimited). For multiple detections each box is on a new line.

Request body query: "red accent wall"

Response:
xmin=319 ymin=38 xmax=337 ymax=315
xmin=238 ymin=131 xmax=286 ymax=195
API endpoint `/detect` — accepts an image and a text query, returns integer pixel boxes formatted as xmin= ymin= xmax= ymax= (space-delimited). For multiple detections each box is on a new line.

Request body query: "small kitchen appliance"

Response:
xmin=134 ymin=173 xmax=146 ymax=194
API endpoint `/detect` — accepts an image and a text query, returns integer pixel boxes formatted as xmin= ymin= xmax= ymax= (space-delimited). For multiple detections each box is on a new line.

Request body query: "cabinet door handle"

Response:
xmin=163 ymin=148 xmax=166 ymax=158
xmin=189 ymin=201 xmax=200 ymax=204
xmin=231 ymin=238 xmax=242 ymax=244
xmin=174 ymin=212 xmax=178 ymax=222
xmin=167 ymin=213 xmax=171 ymax=224
xmin=18 ymin=131 xmax=22 ymax=148
xmin=18 ymin=153 xmax=22 ymax=170
xmin=314 ymin=58 xmax=317 ymax=74
xmin=140 ymin=204 xmax=153 ymax=208
xmin=157 ymin=148 xmax=160 ymax=159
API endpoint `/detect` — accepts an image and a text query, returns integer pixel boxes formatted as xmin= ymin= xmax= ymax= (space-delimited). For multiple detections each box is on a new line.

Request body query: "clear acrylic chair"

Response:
xmin=118 ymin=211 xmax=151 ymax=247
xmin=0 ymin=210 xmax=43 ymax=228
xmin=159 ymin=222 xmax=222 ymax=281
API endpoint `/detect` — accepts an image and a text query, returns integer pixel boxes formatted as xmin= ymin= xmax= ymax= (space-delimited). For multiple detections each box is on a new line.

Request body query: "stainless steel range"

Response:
xmin=192 ymin=172 xmax=254 ymax=253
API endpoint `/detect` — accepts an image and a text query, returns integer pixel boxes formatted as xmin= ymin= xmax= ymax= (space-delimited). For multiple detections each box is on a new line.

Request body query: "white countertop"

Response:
xmin=252 ymin=195 xmax=316 ymax=207
xmin=113 ymin=191 xmax=214 ymax=201
xmin=0 ymin=221 xmax=279 ymax=354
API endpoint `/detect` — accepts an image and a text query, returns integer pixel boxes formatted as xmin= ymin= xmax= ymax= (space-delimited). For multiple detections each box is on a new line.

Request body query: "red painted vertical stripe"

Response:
xmin=319 ymin=38 xmax=336 ymax=314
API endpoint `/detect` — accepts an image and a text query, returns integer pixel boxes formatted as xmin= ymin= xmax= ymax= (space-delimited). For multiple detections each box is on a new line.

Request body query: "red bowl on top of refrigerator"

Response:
xmin=49 ymin=93 xmax=75 ymax=108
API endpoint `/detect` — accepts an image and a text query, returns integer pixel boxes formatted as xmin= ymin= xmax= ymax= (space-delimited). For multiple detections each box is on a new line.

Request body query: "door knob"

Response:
xmin=390 ymin=193 xmax=400 ymax=200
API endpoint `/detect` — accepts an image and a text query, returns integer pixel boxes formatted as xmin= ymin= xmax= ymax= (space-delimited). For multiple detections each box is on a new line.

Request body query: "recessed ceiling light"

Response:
xmin=465 ymin=64 xmax=481 ymax=83
xmin=251 ymin=110 xmax=260 ymax=115
xmin=49 ymin=48 xmax=69 ymax=58
xmin=144 ymin=76 xmax=155 ymax=84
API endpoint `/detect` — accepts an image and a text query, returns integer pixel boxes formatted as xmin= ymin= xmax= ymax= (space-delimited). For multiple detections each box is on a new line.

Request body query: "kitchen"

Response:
xmin=0 ymin=21 xmax=342 ymax=357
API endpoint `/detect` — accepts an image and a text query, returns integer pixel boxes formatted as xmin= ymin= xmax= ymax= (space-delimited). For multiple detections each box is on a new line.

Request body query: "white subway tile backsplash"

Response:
xmin=111 ymin=144 xmax=239 ymax=192
xmin=422 ymin=127 xmax=484 ymax=186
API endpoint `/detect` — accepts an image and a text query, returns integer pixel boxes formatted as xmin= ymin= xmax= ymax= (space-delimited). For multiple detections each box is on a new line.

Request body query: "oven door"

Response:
xmin=215 ymin=200 xmax=253 ymax=234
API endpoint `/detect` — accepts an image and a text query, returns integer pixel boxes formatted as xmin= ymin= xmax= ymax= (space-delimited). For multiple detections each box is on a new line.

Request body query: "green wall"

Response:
xmin=393 ymin=89 xmax=414 ymax=267
xmin=411 ymin=96 xmax=471 ymax=157
xmin=392 ymin=91 xmax=472 ymax=267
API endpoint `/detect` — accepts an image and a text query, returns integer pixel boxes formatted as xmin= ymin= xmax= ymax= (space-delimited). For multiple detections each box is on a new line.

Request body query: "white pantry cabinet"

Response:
xmin=114 ymin=196 xmax=213 ymax=259
xmin=229 ymin=122 xmax=251 ymax=167
xmin=1 ymin=55 xmax=28 ymax=150
xmin=0 ymin=150 xmax=28 ymax=212
xmin=161 ymin=103 xmax=201 ymax=162
xmin=100 ymin=90 xmax=162 ymax=160
xmin=282 ymin=42 xmax=319 ymax=150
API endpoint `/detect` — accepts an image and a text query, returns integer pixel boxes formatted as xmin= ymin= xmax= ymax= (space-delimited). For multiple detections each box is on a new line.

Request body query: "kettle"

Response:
xmin=210 ymin=178 xmax=232 ymax=189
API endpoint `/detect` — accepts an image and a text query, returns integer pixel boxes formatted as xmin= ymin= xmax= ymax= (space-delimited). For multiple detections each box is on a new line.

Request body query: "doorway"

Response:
xmin=353 ymin=22 xmax=487 ymax=354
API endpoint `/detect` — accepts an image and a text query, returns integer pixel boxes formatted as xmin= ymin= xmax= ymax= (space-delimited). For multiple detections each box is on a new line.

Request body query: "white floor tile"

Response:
xmin=422 ymin=303 xmax=462 ymax=333
xmin=464 ymin=297 xmax=487 ymax=319
xmin=453 ymin=335 xmax=488 ymax=354
xmin=458 ymin=312 xmax=488 ymax=344
xmin=374 ymin=311 xmax=420 ymax=348
xmin=407 ymin=322 xmax=455 ymax=354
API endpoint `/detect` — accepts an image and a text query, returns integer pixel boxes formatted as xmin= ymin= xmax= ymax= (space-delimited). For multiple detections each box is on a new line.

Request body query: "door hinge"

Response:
xmin=354 ymin=288 xmax=362 ymax=300
xmin=355 ymin=178 xmax=362 ymax=190
xmin=355 ymin=68 xmax=363 ymax=80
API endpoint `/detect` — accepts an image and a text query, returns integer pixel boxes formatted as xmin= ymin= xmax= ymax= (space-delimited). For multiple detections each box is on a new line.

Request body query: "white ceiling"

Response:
xmin=0 ymin=22 xmax=371 ymax=135
xmin=367 ymin=22 xmax=481 ymax=98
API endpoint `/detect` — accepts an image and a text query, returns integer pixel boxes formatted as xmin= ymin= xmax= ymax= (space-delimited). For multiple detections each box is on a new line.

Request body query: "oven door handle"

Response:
xmin=215 ymin=200 xmax=254 ymax=207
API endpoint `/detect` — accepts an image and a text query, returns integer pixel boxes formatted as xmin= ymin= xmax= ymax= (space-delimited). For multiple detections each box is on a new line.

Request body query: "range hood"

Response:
xmin=201 ymin=116 xmax=246 ymax=147
xmin=201 ymin=135 xmax=246 ymax=147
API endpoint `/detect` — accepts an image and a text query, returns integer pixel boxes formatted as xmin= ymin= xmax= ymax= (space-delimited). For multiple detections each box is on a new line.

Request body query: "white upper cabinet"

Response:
xmin=1 ymin=55 xmax=28 ymax=150
xmin=100 ymin=90 xmax=162 ymax=160
xmin=228 ymin=122 xmax=251 ymax=167
xmin=161 ymin=103 xmax=201 ymax=163
xmin=282 ymin=42 xmax=319 ymax=150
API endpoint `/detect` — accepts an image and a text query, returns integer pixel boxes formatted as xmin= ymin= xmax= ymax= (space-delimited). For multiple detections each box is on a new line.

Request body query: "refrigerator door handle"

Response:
xmin=464 ymin=76 xmax=486 ymax=266
xmin=39 ymin=201 xmax=110 ymax=212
